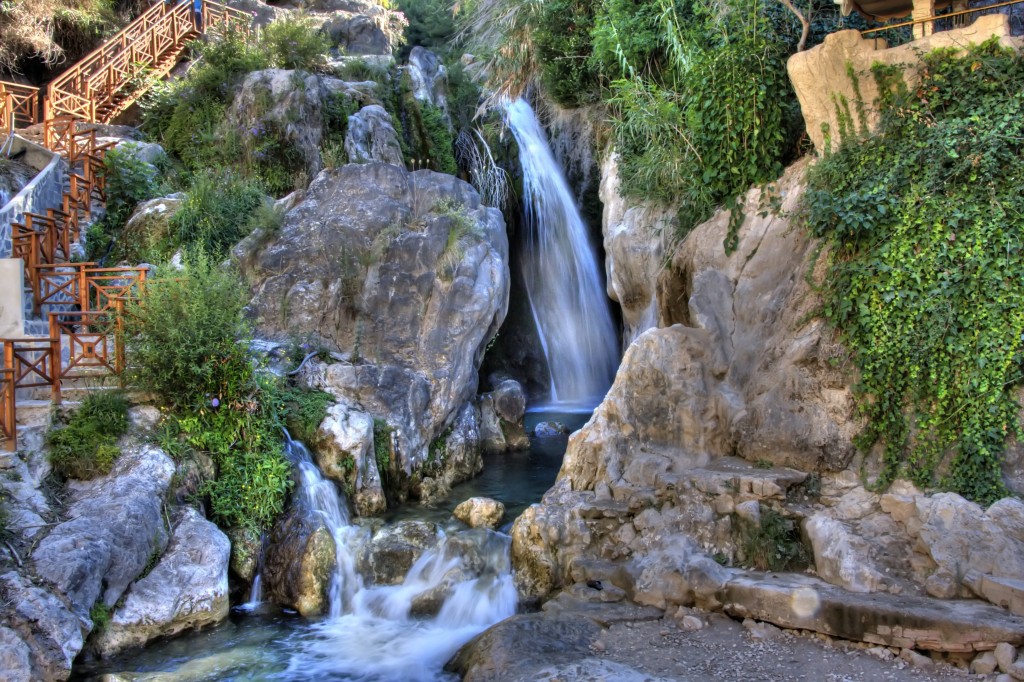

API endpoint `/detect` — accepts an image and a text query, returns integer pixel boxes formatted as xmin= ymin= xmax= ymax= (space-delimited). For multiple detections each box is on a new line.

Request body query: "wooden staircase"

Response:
xmin=0 ymin=1 xmax=254 ymax=451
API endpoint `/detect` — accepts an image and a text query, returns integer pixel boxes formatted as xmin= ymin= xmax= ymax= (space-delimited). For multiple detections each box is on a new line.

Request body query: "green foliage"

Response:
xmin=263 ymin=13 xmax=330 ymax=72
xmin=609 ymin=0 xmax=788 ymax=245
xmin=47 ymin=391 xmax=129 ymax=480
xmin=397 ymin=0 xmax=457 ymax=56
xmin=88 ymin=144 xmax=165 ymax=262
xmin=332 ymin=58 xmax=391 ymax=83
xmin=435 ymin=199 xmax=482 ymax=277
xmin=737 ymin=509 xmax=809 ymax=571
xmin=805 ymin=40 xmax=1024 ymax=505
xmin=170 ymin=170 xmax=266 ymax=257
xmin=532 ymin=0 xmax=599 ymax=107
xmin=125 ymin=253 xmax=251 ymax=410
xmin=589 ymin=0 xmax=690 ymax=80
xmin=90 ymin=601 xmax=111 ymax=632
xmin=373 ymin=418 xmax=393 ymax=474
xmin=321 ymin=91 xmax=361 ymax=168
xmin=279 ymin=387 xmax=334 ymax=444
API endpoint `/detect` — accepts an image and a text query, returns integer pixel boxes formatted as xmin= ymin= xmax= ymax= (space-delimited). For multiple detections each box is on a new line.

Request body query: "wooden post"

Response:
xmin=48 ymin=317 xmax=62 ymax=404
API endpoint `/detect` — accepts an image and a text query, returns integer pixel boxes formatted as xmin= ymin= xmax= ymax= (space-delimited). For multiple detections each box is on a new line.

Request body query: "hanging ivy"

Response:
xmin=806 ymin=39 xmax=1024 ymax=505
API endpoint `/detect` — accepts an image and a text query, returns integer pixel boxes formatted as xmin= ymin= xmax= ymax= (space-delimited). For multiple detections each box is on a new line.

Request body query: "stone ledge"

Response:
xmin=720 ymin=571 xmax=1024 ymax=652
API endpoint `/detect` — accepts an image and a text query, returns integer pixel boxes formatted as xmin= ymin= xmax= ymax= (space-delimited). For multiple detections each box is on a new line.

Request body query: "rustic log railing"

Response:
xmin=50 ymin=311 xmax=123 ymax=380
xmin=0 ymin=368 xmax=14 ymax=451
xmin=0 ymin=82 xmax=40 ymax=134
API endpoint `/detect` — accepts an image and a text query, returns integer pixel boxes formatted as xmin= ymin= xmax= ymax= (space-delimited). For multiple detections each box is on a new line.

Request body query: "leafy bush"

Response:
xmin=128 ymin=256 xmax=291 ymax=531
xmin=532 ymin=0 xmax=599 ymax=107
xmin=263 ymin=13 xmax=330 ymax=72
xmin=88 ymin=144 xmax=165 ymax=262
xmin=737 ymin=509 xmax=809 ymax=571
xmin=170 ymin=170 xmax=266 ymax=257
xmin=125 ymin=253 xmax=251 ymax=410
xmin=805 ymin=40 xmax=1024 ymax=505
xmin=48 ymin=391 xmax=129 ymax=480
xmin=279 ymin=387 xmax=334 ymax=444
xmin=397 ymin=0 xmax=456 ymax=56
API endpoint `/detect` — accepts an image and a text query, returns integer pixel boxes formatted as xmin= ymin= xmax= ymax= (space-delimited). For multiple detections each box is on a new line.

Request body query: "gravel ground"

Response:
xmin=583 ymin=612 xmax=975 ymax=682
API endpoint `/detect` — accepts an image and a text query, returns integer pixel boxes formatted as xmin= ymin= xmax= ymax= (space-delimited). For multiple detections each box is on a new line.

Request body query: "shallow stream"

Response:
xmin=73 ymin=410 xmax=591 ymax=682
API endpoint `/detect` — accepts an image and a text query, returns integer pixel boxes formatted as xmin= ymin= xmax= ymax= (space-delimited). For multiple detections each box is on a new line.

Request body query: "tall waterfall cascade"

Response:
xmin=505 ymin=99 xmax=619 ymax=408
xmin=278 ymin=438 xmax=518 ymax=681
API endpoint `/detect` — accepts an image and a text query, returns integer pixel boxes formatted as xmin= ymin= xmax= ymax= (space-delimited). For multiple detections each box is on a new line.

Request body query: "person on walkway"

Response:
xmin=193 ymin=0 xmax=203 ymax=31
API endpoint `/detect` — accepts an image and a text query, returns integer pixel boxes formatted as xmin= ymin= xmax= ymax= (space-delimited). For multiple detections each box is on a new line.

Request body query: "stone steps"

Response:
xmin=720 ymin=571 xmax=1024 ymax=653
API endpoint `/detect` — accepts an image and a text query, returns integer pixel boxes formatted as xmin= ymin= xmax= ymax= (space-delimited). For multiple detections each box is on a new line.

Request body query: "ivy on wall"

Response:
xmin=806 ymin=40 xmax=1024 ymax=505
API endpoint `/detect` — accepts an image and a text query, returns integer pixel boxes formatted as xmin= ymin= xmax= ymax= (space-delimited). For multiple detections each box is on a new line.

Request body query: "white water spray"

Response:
xmin=505 ymin=98 xmax=619 ymax=408
xmin=280 ymin=437 xmax=518 ymax=681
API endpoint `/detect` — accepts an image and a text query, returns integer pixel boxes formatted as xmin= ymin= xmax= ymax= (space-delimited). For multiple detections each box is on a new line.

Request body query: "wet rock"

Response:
xmin=33 ymin=444 xmax=175 ymax=615
xmin=478 ymin=379 xmax=529 ymax=453
xmin=357 ymin=521 xmax=442 ymax=586
xmin=239 ymin=163 xmax=508 ymax=488
xmin=415 ymin=402 xmax=483 ymax=505
xmin=226 ymin=527 xmax=262 ymax=582
xmin=446 ymin=612 xmax=604 ymax=682
xmin=454 ymin=497 xmax=505 ymax=529
xmin=91 ymin=508 xmax=231 ymax=657
xmin=344 ymin=104 xmax=404 ymax=166
xmin=263 ymin=504 xmax=338 ymax=616
xmin=314 ymin=399 xmax=385 ymax=516
xmin=533 ymin=421 xmax=569 ymax=438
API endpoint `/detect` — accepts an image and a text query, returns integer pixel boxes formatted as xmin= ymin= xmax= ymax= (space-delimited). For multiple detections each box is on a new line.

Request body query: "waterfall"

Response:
xmin=505 ymin=98 xmax=619 ymax=408
xmin=279 ymin=435 xmax=518 ymax=681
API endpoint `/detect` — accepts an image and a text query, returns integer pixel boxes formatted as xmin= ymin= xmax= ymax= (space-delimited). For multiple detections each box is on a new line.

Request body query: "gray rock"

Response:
xmin=0 ymin=572 xmax=84 ymax=680
xmin=415 ymin=401 xmax=483 ymax=505
xmin=358 ymin=521 xmax=442 ymax=585
xmin=322 ymin=4 xmax=407 ymax=56
xmin=997 ymin=643 xmax=1018 ymax=673
xmin=0 ymin=626 xmax=32 ymax=682
xmin=478 ymin=379 xmax=529 ymax=454
xmin=238 ymin=163 xmax=509 ymax=486
xmin=32 ymin=445 xmax=175 ymax=616
xmin=804 ymin=513 xmax=889 ymax=593
xmin=344 ymin=104 xmax=404 ymax=166
xmin=405 ymin=47 xmax=449 ymax=122
xmin=533 ymin=421 xmax=569 ymax=438
xmin=91 ymin=507 xmax=231 ymax=657
xmin=227 ymin=526 xmax=262 ymax=582
xmin=314 ymin=399 xmax=385 ymax=516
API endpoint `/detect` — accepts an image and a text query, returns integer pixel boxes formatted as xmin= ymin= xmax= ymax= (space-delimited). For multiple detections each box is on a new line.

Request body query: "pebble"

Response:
xmin=680 ymin=615 xmax=704 ymax=632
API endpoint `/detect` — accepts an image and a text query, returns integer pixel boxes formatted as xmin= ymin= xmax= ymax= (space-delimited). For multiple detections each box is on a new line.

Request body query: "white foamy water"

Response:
xmin=505 ymin=98 xmax=619 ymax=408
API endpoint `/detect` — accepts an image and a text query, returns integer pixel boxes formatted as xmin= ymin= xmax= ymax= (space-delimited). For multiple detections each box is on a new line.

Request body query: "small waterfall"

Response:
xmin=277 ymin=435 xmax=517 ymax=681
xmin=505 ymin=98 xmax=619 ymax=408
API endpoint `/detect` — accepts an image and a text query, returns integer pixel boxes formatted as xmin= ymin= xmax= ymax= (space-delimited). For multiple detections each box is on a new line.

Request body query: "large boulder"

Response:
xmin=0 ymin=572 xmax=84 ymax=681
xmin=405 ymin=47 xmax=449 ymax=122
xmin=237 ymin=163 xmax=509 ymax=488
xmin=320 ymin=1 xmax=407 ymax=56
xmin=32 ymin=444 xmax=175 ymax=617
xmin=415 ymin=401 xmax=484 ymax=504
xmin=477 ymin=379 xmax=529 ymax=453
xmin=454 ymin=497 xmax=505 ymax=529
xmin=91 ymin=507 xmax=231 ymax=657
xmin=357 ymin=520 xmax=442 ymax=585
xmin=344 ymin=104 xmax=404 ymax=166
xmin=262 ymin=504 xmax=338 ymax=616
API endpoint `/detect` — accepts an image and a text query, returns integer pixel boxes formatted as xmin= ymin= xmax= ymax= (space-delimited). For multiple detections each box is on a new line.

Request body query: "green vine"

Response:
xmin=806 ymin=40 xmax=1024 ymax=505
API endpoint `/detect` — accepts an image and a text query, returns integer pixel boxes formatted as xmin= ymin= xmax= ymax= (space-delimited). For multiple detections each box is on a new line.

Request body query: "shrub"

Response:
xmin=47 ymin=391 xmax=130 ymax=480
xmin=170 ymin=170 xmax=266 ymax=257
xmin=279 ymin=386 xmax=334 ymax=444
xmin=263 ymin=13 xmax=330 ymax=72
xmin=532 ymin=0 xmax=599 ymax=107
xmin=805 ymin=40 xmax=1024 ymax=505
xmin=125 ymin=253 xmax=251 ymax=410
xmin=736 ymin=509 xmax=809 ymax=571
xmin=88 ymin=144 xmax=165 ymax=262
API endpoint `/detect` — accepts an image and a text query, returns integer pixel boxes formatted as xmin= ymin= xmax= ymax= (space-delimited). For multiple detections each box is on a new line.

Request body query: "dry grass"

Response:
xmin=0 ymin=0 xmax=119 ymax=74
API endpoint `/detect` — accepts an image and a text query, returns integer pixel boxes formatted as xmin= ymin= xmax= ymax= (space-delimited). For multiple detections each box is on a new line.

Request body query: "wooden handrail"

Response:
xmin=861 ymin=0 xmax=1024 ymax=35
xmin=0 ymin=368 xmax=14 ymax=452
xmin=0 ymin=82 xmax=40 ymax=133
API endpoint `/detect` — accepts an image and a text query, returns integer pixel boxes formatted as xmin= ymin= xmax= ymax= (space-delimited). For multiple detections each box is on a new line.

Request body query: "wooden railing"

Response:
xmin=3 ymin=338 xmax=61 ymax=404
xmin=861 ymin=0 xmax=1024 ymax=37
xmin=50 ymin=311 xmax=124 ymax=381
xmin=0 ymin=82 xmax=40 ymax=134
xmin=0 ymin=369 xmax=14 ymax=452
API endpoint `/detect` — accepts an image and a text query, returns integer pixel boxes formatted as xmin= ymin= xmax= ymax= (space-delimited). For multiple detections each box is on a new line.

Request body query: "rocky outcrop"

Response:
xmin=238 ymin=163 xmax=509 ymax=491
xmin=414 ymin=401 xmax=484 ymax=505
xmin=91 ymin=507 xmax=231 ymax=657
xmin=477 ymin=378 xmax=529 ymax=454
xmin=314 ymin=399 xmax=386 ymax=516
xmin=454 ymin=497 xmax=505 ymax=529
xmin=228 ymin=69 xmax=379 ymax=179
xmin=344 ymin=104 xmax=404 ymax=166
xmin=357 ymin=520 xmax=442 ymax=585
xmin=33 ymin=445 xmax=175 ymax=617
xmin=406 ymin=47 xmax=449 ymax=122
xmin=0 ymin=572 xmax=84 ymax=681
xmin=599 ymin=152 xmax=673 ymax=346
xmin=787 ymin=14 xmax=1019 ymax=153
xmin=318 ymin=0 xmax=407 ymax=56
xmin=262 ymin=504 xmax=338 ymax=617
xmin=119 ymin=193 xmax=183 ymax=261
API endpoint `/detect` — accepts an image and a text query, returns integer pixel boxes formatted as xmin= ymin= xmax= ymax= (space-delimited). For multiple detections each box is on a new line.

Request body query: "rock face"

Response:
xmin=33 ymin=445 xmax=175 ymax=616
xmin=405 ymin=47 xmax=449 ymax=121
xmin=318 ymin=0 xmax=407 ymax=55
xmin=238 ymin=163 xmax=509 ymax=492
xmin=91 ymin=507 xmax=231 ymax=657
xmin=262 ymin=504 xmax=338 ymax=616
xmin=787 ymin=14 xmax=1016 ymax=153
xmin=315 ymin=399 xmax=386 ymax=516
xmin=357 ymin=520 xmax=442 ymax=585
xmin=599 ymin=152 xmax=673 ymax=346
xmin=229 ymin=69 xmax=379 ymax=179
xmin=454 ymin=497 xmax=505 ymax=529
xmin=0 ymin=572 xmax=84 ymax=681
xmin=344 ymin=104 xmax=404 ymax=166
xmin=414 ymin=401 xmax=484 ymax=505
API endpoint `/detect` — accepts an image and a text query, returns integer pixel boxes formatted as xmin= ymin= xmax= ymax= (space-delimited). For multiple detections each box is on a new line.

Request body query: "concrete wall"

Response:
xmin=0 ymin=259 xmax=24 ymax=338
xmin=0 ymin=134 xmax=65 ymax=259
xmin=787 ymin=14 xmax=1022 ymax=154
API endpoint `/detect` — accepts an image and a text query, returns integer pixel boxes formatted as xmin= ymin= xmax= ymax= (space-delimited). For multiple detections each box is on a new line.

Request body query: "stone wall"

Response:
xmin=0 ymin=134 xmax=65 ymax=259
xmin=787 ymin=13 xmax=1022 ymax=153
